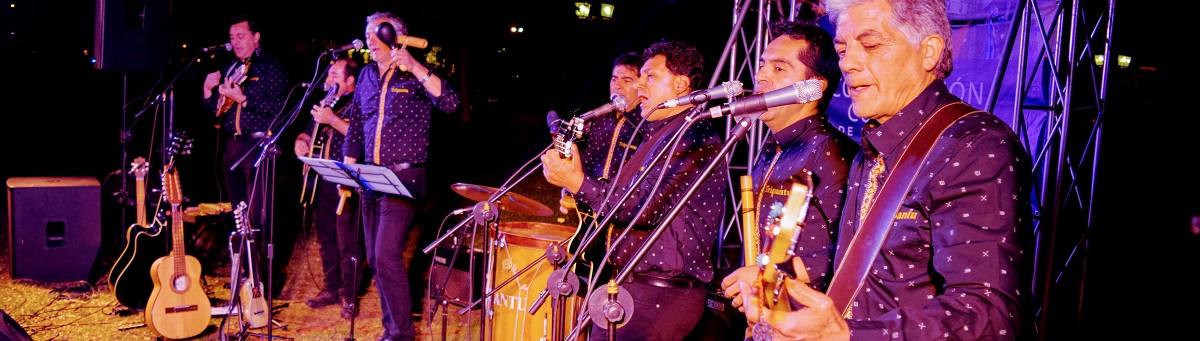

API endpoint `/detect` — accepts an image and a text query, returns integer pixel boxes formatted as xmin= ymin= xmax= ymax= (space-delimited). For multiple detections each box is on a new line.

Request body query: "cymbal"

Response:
xmin=450 ymin=183 xmax=554 ymax=217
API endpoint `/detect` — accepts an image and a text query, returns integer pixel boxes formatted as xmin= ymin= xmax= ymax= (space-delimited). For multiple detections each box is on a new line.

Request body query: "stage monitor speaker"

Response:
xmin=429 ymin=244 xmax=484 ymax=307
xmin=93 ymin=0 xmax=169 ymax=74
xmin=7 ymin=177 xmax=102 ymax=283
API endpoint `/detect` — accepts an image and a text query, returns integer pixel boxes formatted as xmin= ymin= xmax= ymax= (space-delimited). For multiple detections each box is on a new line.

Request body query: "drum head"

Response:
xmin=496 ymin=221 xmax=578 ymax=249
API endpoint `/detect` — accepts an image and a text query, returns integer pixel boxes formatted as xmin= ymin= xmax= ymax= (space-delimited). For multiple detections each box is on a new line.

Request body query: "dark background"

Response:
xmin=0 ymin=0 xmax=1192 ymax=338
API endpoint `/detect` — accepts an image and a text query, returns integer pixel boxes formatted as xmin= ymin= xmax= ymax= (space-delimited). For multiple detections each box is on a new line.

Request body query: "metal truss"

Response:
xmin=707 ymin=1 xmax=1116 ymax=339
xmin=992 ymin=0 xmax=1114 ymax=338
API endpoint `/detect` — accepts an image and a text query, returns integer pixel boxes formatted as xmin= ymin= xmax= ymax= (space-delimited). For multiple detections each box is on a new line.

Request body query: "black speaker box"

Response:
xmin=6 ymin=177 xmax=102 ymax=283
xmin=93 ymin=0 xmax=170 ymax=74
xmin=428 ymin=244 xmax=485 ymax=307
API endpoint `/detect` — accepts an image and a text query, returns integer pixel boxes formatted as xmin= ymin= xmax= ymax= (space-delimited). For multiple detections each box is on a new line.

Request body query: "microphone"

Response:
xmin=576 ymin=94 xmax=628 ymax=121
xmin=699 ymin=79 xmax=823 ymax=119
xmin=328 ymin=39 xmax=364 ymax=55
xmin=200 ymin=43 xmax=232 ymax=52
xmin=658 ymin=80 xmax=744 ymax=109
xmin=546 ymin=110 xmax=561 ymax=134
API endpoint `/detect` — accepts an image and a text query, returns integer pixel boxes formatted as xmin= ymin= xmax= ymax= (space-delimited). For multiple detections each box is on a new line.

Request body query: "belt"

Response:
xmin=390 ymin=162 xmax=424 ymax=170
xmin=627 ymin=273 xmax=702 ymax=290
xmin=231 ymin=131 xmax=267 ymax=141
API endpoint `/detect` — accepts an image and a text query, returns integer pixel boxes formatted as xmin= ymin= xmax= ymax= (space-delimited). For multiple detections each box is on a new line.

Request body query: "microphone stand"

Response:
xmin=229 ymin=64 xmax=325 ymax=341
xmin=563 ymin=112 xmax=759 ymax=341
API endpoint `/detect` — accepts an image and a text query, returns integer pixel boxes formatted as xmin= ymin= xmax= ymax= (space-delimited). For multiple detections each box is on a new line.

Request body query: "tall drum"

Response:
xmin=490 ymin=221 xmax=582 ymax=341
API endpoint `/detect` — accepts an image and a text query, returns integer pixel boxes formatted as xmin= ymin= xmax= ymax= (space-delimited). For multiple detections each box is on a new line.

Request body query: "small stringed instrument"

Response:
xmin=552 ymin=94 xmax=626 ymax=158
xmin=758 ymin=172 xmax=813 ymax=312
xmin=215 ymin=60 xmax=250 ymax=117
xmin=108 ymin=157 xmax=169 ymax=310
xmin=300 ymin=83 xmax=342 ymax=206
xmin=146 ymin=166 xmax=212 ymax=339
xmin=231 ymin=201 xmax=270 ymax=329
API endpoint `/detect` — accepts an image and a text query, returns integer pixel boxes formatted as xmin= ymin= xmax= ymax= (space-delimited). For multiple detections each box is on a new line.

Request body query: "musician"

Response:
xmin=542 ymin=39 xmax=726 ymax=341
xmin=557 ymin=51 xmax=644 ymax=286
xmin=727 ymin=0 xmax=1034 ymax=339
xmin=717 ymin=19 xmax=857 ymax=336
xmin=341 ymin=12 xmax=460 ymax=341
xmin=200 ymin=11 xmax=290 ymax=296
xmin=293 ymin=57 xmax=366 ymax=319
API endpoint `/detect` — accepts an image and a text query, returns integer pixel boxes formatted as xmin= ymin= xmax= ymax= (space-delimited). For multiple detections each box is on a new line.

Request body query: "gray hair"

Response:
xmin=367 ymin=11 xmax=407 ymax=36
xmin=825 ymin=0 xmax=954 ymax=78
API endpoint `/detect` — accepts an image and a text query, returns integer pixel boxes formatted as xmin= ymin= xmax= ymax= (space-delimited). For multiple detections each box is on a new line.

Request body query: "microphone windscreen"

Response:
xmin=546 ymin=110 xmax=560 ymax=134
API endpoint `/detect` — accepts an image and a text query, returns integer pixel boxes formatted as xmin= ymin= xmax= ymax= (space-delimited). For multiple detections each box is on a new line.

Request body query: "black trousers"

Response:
xmin=313 ymin=180 xmax=366 ymax=302
xmin=587 ymin=280 xmax=707 ymax=341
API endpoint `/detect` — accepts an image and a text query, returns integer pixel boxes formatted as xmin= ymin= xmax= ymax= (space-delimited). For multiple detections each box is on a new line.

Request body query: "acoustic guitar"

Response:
xmin=231 ymin=201 xmax=270 ymax=329
xmin=108 ymin=157 xmax=169 ymax=310
xmin=299 ymin=82 xmax=342 ymax=206
xmin=758 ymin=172 xmax=813 ymax=312
xmin=145 ymin=166 xmax=212 ymax=339
xmin=215 ymin=61 xmax=250 ymax=117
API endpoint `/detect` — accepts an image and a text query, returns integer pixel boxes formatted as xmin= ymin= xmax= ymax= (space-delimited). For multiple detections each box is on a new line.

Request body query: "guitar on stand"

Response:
xmin=146 ymin=163 xmax=212 ymax=340
xmin=749 ymin=174 xmax=813 ymax=341
xmin=108 ymin=157 xmax=169 ymax=311
xmin=228 ymin=201 xmax=270 ymax=330
xmin=299 ymin=83 xmax=341 ymax=207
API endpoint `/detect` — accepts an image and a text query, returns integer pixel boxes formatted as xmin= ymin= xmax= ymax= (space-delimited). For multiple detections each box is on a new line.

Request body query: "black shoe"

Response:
xmin=341 ymin=300 xmax=358 ymax=319
xmin=305 ymin=290 xmax=339 ymax=308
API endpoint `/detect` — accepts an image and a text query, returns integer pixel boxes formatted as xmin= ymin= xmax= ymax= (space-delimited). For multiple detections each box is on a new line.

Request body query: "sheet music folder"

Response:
xmin=297 ymin=156 xmax=412 ymax=198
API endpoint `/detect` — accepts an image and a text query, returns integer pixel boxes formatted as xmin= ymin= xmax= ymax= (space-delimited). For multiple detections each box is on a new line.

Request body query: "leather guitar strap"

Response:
xmin=826 ymin=102 xmax=978 ymax=315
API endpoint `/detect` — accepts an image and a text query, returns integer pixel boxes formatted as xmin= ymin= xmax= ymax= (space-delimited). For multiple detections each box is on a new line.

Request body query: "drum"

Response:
xmin=489 ymin=221 xmax=583 ymax=341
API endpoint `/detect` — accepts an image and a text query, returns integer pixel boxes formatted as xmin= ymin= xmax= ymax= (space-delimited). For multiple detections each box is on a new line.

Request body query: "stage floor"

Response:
xmin=0 ymin=218 xmax=487 ymax=341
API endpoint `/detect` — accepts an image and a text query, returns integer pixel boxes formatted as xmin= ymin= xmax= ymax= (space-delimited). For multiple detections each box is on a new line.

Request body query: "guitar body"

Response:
xmin=146 ymin=165 xmax=211 ymax=339
xmin=108 ymin=223 xmax=168 ymax=309
xmin=238 ymin=279 xmax=270 ymax=328
xmin=232 ymin=201 xmax=269 ymax=329
xmin=145 ymin=253 xmax=212 ymax=339
xmin=215 ymin=62 xmax=250 ymax=118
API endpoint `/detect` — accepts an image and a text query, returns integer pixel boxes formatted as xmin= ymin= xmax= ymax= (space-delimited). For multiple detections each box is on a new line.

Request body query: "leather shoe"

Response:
xmin=341 ymin=301 xmax=358 ymax=319
xmin=305 ymin=290 xmax=339 ymax=308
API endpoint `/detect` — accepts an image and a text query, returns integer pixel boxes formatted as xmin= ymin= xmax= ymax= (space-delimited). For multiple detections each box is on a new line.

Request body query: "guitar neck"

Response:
xmin=171 ymin=203 xmax=186 ymax=274
xmin=135 ymin=176 xmax=147 ymax=227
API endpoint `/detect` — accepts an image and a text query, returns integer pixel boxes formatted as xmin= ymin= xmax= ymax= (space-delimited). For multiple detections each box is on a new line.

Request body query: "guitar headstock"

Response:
xmin=163 ymin=167 xmax=183 ymax=205
xmin=553 ymin=118 xmax=584 ymax=158
xmin=169 ymin=132 xmax=194 ymax=156
xmin=131 ymin=157 xmax=149 ymax=180
xmin=319 ymin=83 xmax=341 ymax=108
xmin=233 ymin=201 xmax=250 ymax=234
xmin=763 ymin=170 xmax=814 ymax=281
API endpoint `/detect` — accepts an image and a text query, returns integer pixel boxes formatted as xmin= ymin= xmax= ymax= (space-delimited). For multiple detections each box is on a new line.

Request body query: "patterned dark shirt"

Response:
xmin=579 ymin=108 xmax=643 ymax=183
xmin=575 ymin=108 xmax=728 ymax=283
xmin=834 ymin=81 xmax=1033 ymax=339
xmin=203 ymin=50 xmax=290 ymax=137
xmin=302 ymin=93 xmax=354 ymax=162
xmin=343 ymin=63 xmax=460 ymax=165
xmin=750 ymin=114 xmax=858 ymax=291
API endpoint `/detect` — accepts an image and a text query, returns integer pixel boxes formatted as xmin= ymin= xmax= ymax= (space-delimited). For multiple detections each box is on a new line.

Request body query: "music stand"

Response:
xmin=297 ymin=156 xmax=412 ymax=198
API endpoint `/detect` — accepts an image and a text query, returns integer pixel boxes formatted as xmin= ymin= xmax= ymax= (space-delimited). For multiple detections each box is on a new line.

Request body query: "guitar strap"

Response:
xmin=826 ymin=102 xmax=978 ymax=316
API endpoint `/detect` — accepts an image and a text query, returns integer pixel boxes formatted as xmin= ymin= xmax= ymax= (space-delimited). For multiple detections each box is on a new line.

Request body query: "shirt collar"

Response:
xmin=861 ymin=81 xmax=959 ymax=157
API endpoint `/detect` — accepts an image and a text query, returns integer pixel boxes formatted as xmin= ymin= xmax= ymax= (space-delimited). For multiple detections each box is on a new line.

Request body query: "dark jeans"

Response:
xmin=314 ymin=180 xmax=365 ymax=302
xmin=361 ymin=165 xmax=426 ymax=340
xmin=587 ymin=280 xmax=707 ymax=341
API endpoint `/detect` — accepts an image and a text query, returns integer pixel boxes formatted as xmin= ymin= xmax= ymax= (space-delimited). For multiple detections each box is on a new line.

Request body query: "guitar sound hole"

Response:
xmin=173 ymin=275 xmax=189 ymax=292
